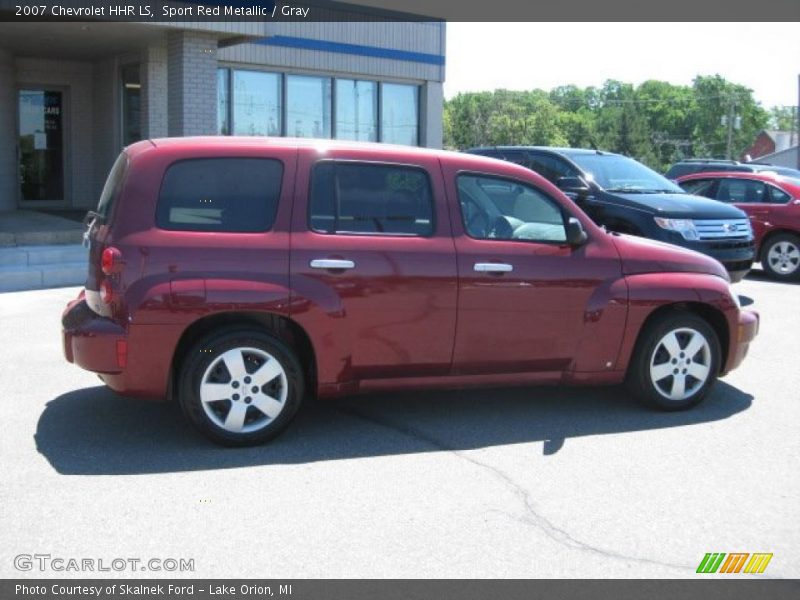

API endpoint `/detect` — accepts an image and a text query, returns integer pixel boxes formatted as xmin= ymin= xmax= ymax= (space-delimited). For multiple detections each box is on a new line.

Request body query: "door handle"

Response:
xmin=310 ymin=259 xmax=355 ymax=270
xmin=474 ymin=262 xmax=513 ymax=273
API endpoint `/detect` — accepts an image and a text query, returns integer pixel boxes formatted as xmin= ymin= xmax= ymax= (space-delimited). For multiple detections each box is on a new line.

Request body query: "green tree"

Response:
xmin=690 ymin=75 xmax=769 ymax=160
xmin=769 ymin=106 xmax=798 ymax=131
xmin=595 ymin=80 xmax=657 ymax=167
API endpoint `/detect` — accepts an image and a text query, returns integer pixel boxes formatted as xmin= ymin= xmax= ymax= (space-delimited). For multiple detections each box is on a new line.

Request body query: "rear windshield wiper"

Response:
xmin=83 ymin=210 xmax=104 ymax=226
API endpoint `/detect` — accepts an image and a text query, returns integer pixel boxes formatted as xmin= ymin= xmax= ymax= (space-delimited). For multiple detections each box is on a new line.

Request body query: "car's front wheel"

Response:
xmin=761 ymin=233 xmax=800 ymax=281
xmin=627 ymin=312 xmax=721 ymax=411
xmin=178 ymin=328 xmax=304 ymax=446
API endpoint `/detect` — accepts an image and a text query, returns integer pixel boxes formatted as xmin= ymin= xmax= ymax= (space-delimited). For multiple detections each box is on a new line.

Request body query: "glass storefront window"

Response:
xmin=217 ymin=69 xmax=230 ymax=136
xmin=233 ymin=70 xmax=281 ymax=136
xmin=335 ymin=79 xmax=377 ymax=142
xmin=380 ymin=83 xmax=419 ymax=146
xmin=286 ymin=75 xmax=332 ymax=139
xmin=18 ymin=90 xmax=64 ymax=201
xmin=121 ymin=64 xmax=141 ymax=147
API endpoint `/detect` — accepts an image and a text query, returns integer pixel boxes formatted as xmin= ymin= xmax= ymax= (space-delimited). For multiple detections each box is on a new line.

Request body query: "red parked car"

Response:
xmin=677 ymin=171 xmax=800 ymax=281
xmin=62 ymin=138 xmax=758 ymax=446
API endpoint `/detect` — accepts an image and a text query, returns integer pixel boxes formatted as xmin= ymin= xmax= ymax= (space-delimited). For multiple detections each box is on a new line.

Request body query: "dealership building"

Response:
xmin=0 ymin=11 xmax=446 ymax=213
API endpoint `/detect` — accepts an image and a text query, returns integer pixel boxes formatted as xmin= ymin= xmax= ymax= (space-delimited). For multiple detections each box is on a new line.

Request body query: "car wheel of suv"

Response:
xmin=762 ymin=233 xmax=800 ymax=281
xmin=627 ymin=312 xmax=720 ymax=411
xmin=178 ymin=328 xmax=304 ymax=446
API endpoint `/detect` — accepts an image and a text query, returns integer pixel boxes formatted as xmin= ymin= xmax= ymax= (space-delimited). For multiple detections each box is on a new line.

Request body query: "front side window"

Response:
xmin=309 ymin=162 xmax=434 ymax=236
xmin=457 ymin=174 xmax=567 ymax=243
xmin=156 ymin=158 xmax=283 ymax=232
xmin=233 ymin=70 xmax=282 ymax=136
xmin=380 ymin=83 xmax=419 ymax=146
xmin=527 ymin=154 xmax=578 ymax=184
xmin=680 ymin=178 xmax=717 ymax=198
xmin=717 ymin=178 xmax=766 ymax=203
xmin=286 ymin=75 xmax=332 ymax=138
xmin=335 ymin=79 xmax=378 ymax=142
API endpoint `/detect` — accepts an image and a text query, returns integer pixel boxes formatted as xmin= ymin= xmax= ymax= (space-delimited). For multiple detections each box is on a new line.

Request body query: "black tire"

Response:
xmin=761 ymin=233 xmax=800 ymax=282
xmin=178 ymin=328 xmax=305 ymax=446
xmin=626 ymin=312 xmax=721 ymax=411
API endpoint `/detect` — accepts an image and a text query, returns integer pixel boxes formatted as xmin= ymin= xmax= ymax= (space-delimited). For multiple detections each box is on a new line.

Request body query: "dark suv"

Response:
xmin=466 ymin=147 xmax=756 ymax=282
xmin=665 ymin=159 xmax=800 ymax=180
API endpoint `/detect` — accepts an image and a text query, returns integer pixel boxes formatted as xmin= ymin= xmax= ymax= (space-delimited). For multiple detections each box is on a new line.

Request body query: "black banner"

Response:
xmin=3 ymin=580 xmax=800 ymax=600
xmin=1 ymin=0 xmax=799 ymax=22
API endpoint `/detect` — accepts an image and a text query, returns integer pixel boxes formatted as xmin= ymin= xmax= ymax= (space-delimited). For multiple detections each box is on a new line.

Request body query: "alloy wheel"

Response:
xmin=199 ymin=347 xmax=288 ymax=433
xmin=767 ymin=240 xmax=800 ymax=275
xmin=649 ymin=328 xmax=712 ymax=401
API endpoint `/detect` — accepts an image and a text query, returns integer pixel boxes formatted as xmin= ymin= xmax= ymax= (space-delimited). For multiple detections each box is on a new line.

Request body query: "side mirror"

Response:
xmin=565 ymin=217 xmax=588 ymax=246
xmin=556 ymin=176 xmax=590 ymax=198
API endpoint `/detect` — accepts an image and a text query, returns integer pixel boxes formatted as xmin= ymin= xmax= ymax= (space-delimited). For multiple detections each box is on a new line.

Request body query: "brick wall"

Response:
xmin=141 ymin=44 xmax=168 ymax=139
xmin=167 ymin=31 xmax=218 ymax=137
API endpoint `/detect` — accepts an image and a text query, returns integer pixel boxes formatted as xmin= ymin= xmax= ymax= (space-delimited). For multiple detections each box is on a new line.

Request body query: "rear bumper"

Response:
xmin=62 ymin=292 xmax=126 ymax=374
xmin=62 ymin=292 xmax=177 ymax=399
xmin=725 ymin=309 xmax=759 ymax=374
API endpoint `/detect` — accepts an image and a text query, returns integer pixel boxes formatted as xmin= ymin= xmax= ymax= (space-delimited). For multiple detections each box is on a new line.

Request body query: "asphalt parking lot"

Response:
xmin=1 ymin=270 xmax=798 ymax=579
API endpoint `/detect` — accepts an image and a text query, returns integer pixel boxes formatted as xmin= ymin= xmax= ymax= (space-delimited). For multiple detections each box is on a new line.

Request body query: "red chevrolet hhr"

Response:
xmin=62 ymin=138 xmax=758 ymax=445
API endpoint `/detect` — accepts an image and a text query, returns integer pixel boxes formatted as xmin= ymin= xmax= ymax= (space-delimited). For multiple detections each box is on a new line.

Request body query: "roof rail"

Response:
xmin=681 ymin=158 xmax=741 ymax=164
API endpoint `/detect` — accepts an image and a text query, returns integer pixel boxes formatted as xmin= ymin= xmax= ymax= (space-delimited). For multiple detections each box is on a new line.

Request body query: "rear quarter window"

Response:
xmin=156 ymin=158 xmax=283 ymax=232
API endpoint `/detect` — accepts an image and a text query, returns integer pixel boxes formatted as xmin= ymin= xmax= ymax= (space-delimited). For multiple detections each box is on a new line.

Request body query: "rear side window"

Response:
xmin=96 ymin=152 xmax=128 ymax=220
xmin=717 ymin=178 xmax=767 ymax=204
xmin=309 ymin=162 xmax=434 ymax=236
xmin=156 ymin=158 xmax=283 ymax=232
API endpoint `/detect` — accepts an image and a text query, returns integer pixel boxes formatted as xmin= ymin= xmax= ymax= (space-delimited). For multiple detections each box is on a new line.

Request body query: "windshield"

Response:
xmin=569 ymin=153 xmax=684 ymax=194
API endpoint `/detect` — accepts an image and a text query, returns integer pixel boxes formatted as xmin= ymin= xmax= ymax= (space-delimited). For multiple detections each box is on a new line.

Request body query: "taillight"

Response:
xmin=100 ymin=279 xmax=114 ymax=304
xmin=101 ymin=246 xmax=122 ymax=275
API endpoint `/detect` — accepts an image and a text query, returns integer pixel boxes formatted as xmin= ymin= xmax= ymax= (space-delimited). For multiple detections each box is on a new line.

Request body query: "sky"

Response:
xmin=444 ymin=23 xmax=800 ymax=109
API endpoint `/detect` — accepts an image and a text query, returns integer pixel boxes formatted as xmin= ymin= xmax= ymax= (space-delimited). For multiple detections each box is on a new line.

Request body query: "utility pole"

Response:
xmin=797 ymin=74 xmax=800 ymax=169
xmin=725 ymin=95 xmax=736 ymax=160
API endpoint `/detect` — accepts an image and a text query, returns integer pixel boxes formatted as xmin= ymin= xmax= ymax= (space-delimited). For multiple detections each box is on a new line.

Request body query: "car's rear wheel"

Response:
xmin=627 ymin=312 xmax=721 ymax=411
xmin=178 ymin=328 xmax=304 ymax=446
xmin=761 ymin=233 xmax=800 ymax=281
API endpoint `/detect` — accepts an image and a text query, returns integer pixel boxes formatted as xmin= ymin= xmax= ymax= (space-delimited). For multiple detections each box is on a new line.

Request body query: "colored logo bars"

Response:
xmin=696 ymin=553 xmax=773 ymax=574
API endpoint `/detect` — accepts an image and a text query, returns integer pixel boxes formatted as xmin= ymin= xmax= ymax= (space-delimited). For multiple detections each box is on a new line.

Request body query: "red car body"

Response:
xmin=62 ymin=138 xmax=757 ymax=429
xmin=677 ymin=171 xmax=800 ymax=278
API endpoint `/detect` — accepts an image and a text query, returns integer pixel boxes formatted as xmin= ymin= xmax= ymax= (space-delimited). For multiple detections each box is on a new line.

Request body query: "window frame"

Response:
xmin=307 ymin=159 xmax=437 ymax=238
xmin=455 ymin=170 xmax=573 ymax=246
xmin=154 ymin=156 xmax=285 ymax=234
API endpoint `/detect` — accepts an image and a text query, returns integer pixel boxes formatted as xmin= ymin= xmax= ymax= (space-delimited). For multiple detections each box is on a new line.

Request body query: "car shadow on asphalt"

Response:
xmin=35 ymin=381 xmax=753 ymax=475
xmin=745 ymin=268 xmax=799 ymax=286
